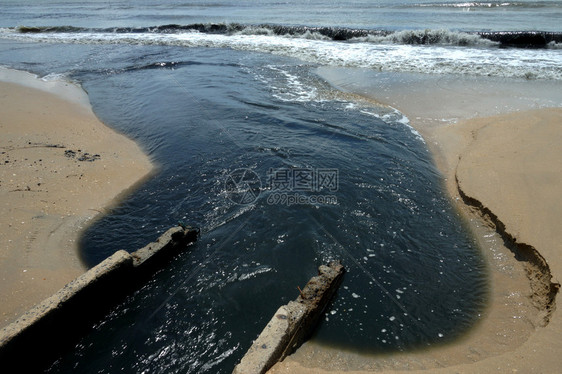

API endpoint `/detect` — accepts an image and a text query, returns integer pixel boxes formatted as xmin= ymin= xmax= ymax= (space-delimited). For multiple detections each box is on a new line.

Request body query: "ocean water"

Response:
xmin=0 ymin=1 xmax=560 ymax=373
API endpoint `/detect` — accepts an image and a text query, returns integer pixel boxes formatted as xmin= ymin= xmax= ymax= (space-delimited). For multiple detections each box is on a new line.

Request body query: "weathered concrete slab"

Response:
xmin=0 ymin=225 xmax=198 ymax=372
xmin=0 ymin=250 xmax=132 ymax=347
xmin=131 ymin=225 xmax=199 ymax=277
xmin=233 ymin=261 xmax=345 ymax=374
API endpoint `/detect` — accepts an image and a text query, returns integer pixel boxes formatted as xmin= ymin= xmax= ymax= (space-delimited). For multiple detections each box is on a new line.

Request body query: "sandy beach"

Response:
xmin=0 ymin=68 xmax=560 ymax=373
xmin=0 ymin=68 xmax=153 ymax=328
xmin=269 ymin=72 xmax=562 ymax=373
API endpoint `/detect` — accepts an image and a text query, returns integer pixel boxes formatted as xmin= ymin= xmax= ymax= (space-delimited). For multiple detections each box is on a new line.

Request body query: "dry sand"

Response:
xmin=2 ymin=66 xmax=561 ymax=372
xmin=0 ymin=68 xmax=153 ymax=328
xmin=269 ymin=72 xmax=562 ymax=373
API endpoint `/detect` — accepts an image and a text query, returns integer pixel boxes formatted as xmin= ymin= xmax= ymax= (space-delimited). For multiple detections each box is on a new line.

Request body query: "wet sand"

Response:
xmin=0 ymin=68 xmax=153 ymax=328
xmin=269 ymin=71 xmax=562 ymax=373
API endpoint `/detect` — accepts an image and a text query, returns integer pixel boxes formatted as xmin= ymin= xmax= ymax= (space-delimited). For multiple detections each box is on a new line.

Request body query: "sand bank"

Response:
xmin=0 ymin=68 xmax=153 ymax=328
xmin=269 ymin=71 xmax=562 ymax=372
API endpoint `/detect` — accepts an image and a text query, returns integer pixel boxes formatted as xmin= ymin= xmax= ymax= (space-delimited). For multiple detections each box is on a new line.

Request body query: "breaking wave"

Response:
xmin=12 ymin=23 xmax=562 ymax=48
xmin=1 ymin=23 xmax=561 ymax=80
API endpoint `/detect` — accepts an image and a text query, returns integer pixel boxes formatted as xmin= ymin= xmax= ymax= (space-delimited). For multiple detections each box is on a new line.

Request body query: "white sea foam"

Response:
xmin=361 ymin=108 xmax=426 ymax=144
xmin=237 ymin=266 xmax=273 ymax=281
xmin=268 ymin=66 xmax=319 ymax=102
xmin=350 ymin=29 xmax=498 ymax=47
xmin=40 ymin=72 xmax=70 ymax=82
xmin=248 ymin=64 xmax=322 ymax=102
xmin=2 ymin=29 xmax=561 ymax=80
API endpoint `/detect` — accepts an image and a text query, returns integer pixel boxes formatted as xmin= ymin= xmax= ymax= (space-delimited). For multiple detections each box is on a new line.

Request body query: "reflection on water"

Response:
xmin=0 ymin=42 xmax=487 ymax=373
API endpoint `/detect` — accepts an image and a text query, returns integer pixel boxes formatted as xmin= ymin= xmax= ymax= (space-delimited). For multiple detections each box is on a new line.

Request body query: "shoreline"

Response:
xmin=269 ymin=71 xmax=562 ymax=372
xmin=1 ymin=65 xmax=560 ymax=371
xmin=0 ymin=68 xmax=154 ymax=328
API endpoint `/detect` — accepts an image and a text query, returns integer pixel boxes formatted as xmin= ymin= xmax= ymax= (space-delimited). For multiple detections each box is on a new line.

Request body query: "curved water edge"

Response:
xmin=303 ymin=67 xmax=561 ymax=370
xmin=59 ymin=62 xmax=558 ymax=372
xmin=0 ymin=45 xmax=550 ymax=373
xmin=0 ymin=2 xmax=559 ymax=369
xmin=331 ymin=68 xmax=562 ymax=325
xmin=0 ymin=46 xmax=480 ymax=373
